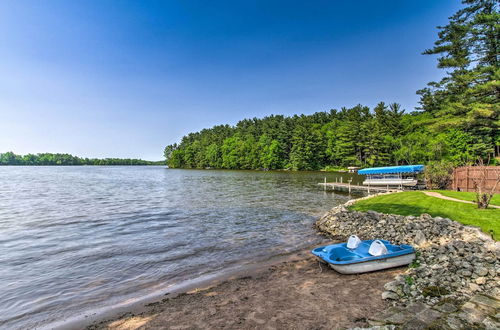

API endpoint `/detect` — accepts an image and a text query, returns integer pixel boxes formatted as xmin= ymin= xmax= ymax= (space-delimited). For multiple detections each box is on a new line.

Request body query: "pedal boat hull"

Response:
xmin=312 ymin=240 xmax=415 ymax=274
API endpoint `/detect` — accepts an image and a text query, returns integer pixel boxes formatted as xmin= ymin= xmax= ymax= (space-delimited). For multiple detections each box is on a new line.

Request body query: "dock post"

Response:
xmin=324 ymin=177 xmax=326 ymax=191
xmin=340 ymin=176 xmax=343 ymax=184
xmin=348 ymin=180 xmax=351 ymax=194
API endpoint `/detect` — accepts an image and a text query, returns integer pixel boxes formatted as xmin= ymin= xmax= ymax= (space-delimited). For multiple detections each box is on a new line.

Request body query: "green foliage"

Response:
xmin=289 ymin=123 xmax=324 ymax=170
xmin=322 ymin=165 xmax=348 ymax=172
xmin=259 ymin=135 xmax=282 ymax=170
xmin=0 ymin=152 xmax=161 ymax=166
xmin=409 ymin=252 xmax=421 ymax=269
xmin=417 ymin=0 xmax=499 ymax=161
xmin=205 ymin=143 xmax=222 ymax=168
xmin=164 ymin=104 xmax=496 ymax=170
xmin=405 ymin=275 xmax=415 ymax=285
xmin=424 ymin=160 xmax=455 ymax=189
xmin=163 ymin=144 xmax=176 ymax=163
xmin=221 ymin=136 xmax=245 ymax=169
xmin=165 ymin=104 xmax=426 ymax=170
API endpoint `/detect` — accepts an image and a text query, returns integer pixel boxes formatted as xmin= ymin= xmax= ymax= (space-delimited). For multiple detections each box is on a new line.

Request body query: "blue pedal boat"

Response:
xmin=312 ymin=238 xmax=415 ymax=274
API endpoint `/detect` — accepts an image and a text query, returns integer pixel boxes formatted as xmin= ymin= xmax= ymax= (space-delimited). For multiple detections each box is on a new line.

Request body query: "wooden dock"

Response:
xmin=318 ymin=182 xmax=401 ymax=194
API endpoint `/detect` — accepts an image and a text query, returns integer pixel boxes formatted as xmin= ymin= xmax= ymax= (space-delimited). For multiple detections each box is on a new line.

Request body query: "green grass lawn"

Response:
xmin=350 ymin=191 xmax=499 ymax=240
xmin=431 ymin=190 xmax=500 ymax=206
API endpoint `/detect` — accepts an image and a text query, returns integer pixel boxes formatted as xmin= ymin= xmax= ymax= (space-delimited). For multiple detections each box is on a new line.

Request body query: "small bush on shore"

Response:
xmin=424 ymin=160 xmax=454 ymax=189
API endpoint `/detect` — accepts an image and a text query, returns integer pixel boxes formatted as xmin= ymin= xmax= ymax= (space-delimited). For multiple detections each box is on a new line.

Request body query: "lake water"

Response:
xmin=0 ymin=166 xmax=363 ymax=329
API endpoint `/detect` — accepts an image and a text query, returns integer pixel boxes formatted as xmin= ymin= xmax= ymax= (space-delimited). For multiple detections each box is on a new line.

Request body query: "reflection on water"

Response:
xmin=0 ymin=166 xmax=362 ymax=329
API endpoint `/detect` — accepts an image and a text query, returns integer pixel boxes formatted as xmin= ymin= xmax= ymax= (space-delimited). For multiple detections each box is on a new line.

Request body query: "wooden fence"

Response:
xmin=452 ymin=166 xmax=500 ymax=193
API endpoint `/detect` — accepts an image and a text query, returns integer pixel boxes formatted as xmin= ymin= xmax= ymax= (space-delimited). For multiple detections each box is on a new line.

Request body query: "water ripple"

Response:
xmin=0 ymin=166 xmax=362 ymax=329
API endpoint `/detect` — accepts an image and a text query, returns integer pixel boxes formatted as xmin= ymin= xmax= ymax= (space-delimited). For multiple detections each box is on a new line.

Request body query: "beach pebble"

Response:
xmin=384 ymin=281 xmax=402 ymax=293
xmin=475 ymin=267 xmax=489 ymax=277
xmin=413 ymin=230 xmax=427 ymax=246
xmin=382 ymin=291 xmax=400 ymax=300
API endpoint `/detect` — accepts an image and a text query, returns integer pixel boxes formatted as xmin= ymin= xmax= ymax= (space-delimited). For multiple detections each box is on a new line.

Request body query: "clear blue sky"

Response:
xmin=0 ymin=1 xmax=461 ymax=160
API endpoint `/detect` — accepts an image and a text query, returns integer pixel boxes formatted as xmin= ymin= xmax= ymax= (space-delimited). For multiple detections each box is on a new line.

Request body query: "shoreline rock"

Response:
xmin=315 ymin=195 xmax=500 ymax=309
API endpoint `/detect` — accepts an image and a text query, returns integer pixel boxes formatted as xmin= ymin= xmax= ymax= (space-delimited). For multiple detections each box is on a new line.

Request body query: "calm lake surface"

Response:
xmin=0 ymin=166 xmax=363 ymax=329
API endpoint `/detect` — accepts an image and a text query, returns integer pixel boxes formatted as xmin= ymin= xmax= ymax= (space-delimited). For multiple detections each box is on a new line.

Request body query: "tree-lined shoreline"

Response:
xmin=164 ymin=100 xmax=497 ymax=171
xmin=164 ymin=0 xmax=499 ymax=171
xmin=0 ymin=152 xmax=163 ymax=166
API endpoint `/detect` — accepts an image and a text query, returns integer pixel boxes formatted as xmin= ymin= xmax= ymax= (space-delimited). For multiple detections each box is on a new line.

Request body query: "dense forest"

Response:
xmin=0 ymin=152 xmax=163 ymax=166
xmin=164 ymin=0 xmax=499 ymax=171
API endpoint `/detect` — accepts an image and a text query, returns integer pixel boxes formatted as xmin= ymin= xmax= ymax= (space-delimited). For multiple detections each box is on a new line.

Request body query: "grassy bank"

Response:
xmin=350 ymin=191 xmax=499 ymax=240
xmin=431 ymin=190 xmax=500 ymax=206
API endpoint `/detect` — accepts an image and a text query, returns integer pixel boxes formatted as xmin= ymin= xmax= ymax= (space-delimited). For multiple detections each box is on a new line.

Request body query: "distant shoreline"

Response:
xmin=0 ymin=164 xmax=164 ymax=166
xmin=0 ymin=151 xmax=164 ymax=166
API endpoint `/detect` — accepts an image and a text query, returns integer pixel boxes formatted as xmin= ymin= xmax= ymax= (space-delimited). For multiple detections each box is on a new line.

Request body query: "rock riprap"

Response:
xmin=315 ymin=200 xmax=500 ymax=309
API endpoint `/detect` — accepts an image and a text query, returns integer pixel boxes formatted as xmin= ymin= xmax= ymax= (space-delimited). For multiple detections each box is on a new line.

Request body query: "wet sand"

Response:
xmin=87 ymin=250 xmax=402 ymax=330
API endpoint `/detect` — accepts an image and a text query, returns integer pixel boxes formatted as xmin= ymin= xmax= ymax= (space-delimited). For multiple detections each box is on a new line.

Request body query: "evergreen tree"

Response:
xmin=417 ymin=0 xmax=499 ymax=160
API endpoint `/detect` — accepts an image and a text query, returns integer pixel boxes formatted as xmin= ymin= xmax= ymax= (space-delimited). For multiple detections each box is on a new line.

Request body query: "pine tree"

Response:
xmin=417 ymin=0 xmax=499 ymax=161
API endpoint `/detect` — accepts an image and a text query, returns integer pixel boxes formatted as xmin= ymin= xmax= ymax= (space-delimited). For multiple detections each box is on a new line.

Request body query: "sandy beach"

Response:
xmin=87 ymin=250 xmax=403 ymax=330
